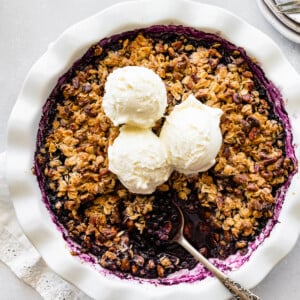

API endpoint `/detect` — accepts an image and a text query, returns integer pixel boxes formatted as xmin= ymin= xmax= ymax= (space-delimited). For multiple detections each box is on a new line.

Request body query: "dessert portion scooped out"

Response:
xmin=104 ymin=66 xmax=223 ymax=194
xmin=34 ymin=25 xmax=297 ymax=282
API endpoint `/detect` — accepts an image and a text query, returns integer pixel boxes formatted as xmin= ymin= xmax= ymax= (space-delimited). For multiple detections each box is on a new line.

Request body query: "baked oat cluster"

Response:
xmin=35 ymin=25 xmax=295 ymax=280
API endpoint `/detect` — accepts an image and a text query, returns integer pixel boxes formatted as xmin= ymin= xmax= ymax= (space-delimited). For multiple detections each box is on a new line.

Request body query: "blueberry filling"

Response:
xmin=34 ymin=25 xmax=297 ymax=281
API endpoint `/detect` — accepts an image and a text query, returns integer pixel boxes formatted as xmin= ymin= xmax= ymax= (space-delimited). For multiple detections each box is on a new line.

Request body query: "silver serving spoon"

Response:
xmin=172 ymin=205 xmax=260 ymax=300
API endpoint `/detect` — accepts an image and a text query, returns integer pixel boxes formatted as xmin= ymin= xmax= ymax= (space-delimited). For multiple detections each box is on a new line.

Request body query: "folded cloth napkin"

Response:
xmin=0 ymin=152 xmax=91 ymax=300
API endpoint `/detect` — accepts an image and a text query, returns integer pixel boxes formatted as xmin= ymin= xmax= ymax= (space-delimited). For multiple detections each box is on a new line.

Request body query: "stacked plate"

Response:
xmin=257 ymin=0 xmax=300 ymax=42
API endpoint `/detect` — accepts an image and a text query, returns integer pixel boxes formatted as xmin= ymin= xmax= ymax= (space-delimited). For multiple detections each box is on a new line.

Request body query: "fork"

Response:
xmin=276 ymin=0 xmax=300 ymax=14
xmin=263 ymin=0 xmax=300 ymax=33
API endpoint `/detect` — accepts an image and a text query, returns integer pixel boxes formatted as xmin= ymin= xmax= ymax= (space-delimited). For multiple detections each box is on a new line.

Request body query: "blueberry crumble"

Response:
xmin=34 ymin=25 xmax=297 ymax=281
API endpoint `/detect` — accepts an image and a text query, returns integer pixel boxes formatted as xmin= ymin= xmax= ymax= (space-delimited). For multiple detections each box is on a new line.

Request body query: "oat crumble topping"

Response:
xmin=35 ymin=25 xmax=296 ymax=280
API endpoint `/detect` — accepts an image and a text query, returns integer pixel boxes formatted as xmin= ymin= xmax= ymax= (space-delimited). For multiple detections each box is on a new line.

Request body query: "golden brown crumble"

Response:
xmin=35 ymin=28 xmax=295 ymax=279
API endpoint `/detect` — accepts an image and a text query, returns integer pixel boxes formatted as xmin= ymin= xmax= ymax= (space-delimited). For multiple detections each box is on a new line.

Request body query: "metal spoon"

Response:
xmin=172 ymin=205 xmax=260 ymax=300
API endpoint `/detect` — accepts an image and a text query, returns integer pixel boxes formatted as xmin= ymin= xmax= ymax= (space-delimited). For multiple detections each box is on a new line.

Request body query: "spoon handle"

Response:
xmin=177 ymin=236 xmax=260 ymax=300
xmin=221 ymin=277 xmax=260 ymax=300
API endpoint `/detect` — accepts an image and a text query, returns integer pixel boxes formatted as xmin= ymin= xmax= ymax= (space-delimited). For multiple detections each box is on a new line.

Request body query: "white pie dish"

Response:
xmin=6 ymin=0 xmax=300 ymax=299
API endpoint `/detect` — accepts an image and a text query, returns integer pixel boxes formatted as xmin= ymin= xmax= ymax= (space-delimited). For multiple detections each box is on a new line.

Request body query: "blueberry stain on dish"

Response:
xmin=34 ymin=25 xmax=297 ymax=281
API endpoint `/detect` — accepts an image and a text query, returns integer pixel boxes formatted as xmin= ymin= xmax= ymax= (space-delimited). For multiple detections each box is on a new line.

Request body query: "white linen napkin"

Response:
xmin=0 ymin=152 xmax=91 ymax=300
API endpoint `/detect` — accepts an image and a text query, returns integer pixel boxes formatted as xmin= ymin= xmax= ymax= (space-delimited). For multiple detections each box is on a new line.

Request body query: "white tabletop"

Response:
xmin=1 ymin=0 xmax=300 ymax=299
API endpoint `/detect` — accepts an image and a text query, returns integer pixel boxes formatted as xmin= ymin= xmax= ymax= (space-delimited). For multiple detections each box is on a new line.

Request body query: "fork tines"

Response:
xmin=276 ymin=0 xmax=300 ymax=14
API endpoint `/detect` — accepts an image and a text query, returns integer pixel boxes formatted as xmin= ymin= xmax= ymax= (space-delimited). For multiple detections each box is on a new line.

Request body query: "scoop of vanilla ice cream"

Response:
xmin=103 ymin=66 xmax=167 ymax=128
xmin=108 ymin=125 xmax=172 ymax=194
xmin=160 ymin=94 xmax=223 ymax=175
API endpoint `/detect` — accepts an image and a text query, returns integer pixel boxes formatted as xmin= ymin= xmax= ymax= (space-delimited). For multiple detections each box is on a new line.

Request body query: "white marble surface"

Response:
xmin=0 ymin=0 xmax=300 ymax=299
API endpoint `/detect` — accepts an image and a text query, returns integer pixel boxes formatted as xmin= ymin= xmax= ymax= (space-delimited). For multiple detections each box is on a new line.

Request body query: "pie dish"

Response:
xmin=33 ymin=23 xmax=296 ymax=281
xmin=6 ymin=0 xmax=300 ymax=299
